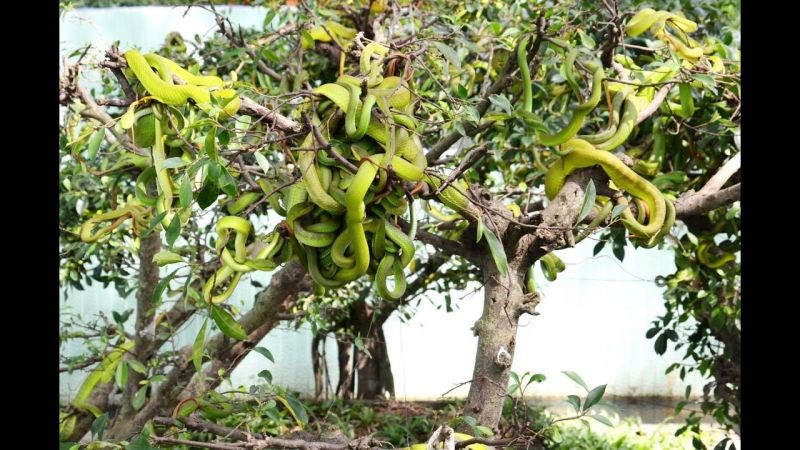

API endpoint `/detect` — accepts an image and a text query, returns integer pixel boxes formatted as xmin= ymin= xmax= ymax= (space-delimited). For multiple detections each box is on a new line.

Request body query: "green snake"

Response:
xmin=201 ymin=36 xmax=487 ymax=301
xmin=72 ymin=340 xmax=134 ymax=416
xmin=544 ymin=138 xmax=674 ymax=247
xmin=626 ymin=8 xmax=703 ymax=60
xmin=79 ymin=50 xmax=241 ymax=243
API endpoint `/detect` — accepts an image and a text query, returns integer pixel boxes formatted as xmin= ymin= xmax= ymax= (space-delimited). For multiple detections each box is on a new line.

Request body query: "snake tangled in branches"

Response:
xmin=514 ymin=8 xmax=712 ymax=291
xmin=80 ymin=8 xmax=711 ymax=304
xmin=196 ymin=40 xmax=483 ymax=301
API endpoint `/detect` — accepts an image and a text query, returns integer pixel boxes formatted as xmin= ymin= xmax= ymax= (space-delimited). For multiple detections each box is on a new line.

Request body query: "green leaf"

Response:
xmin=463 ymin=106 xmax=481 ymax=124
xmin=276 ymin=395 xmax=308 ymax=428
xmin=475 ymin=218 xmax=485 ymax=243
xmin=152 ymin=251 xmax=183 ymax=266
xmin=583 ymin=384 xmax=606 ymax=410
xmin=692 ymin=437 xmax=707 ymax=450
xmin=530 ymin=373 xmax=546 ymax=383
xmin=611 ymin=204 xmax=628 ymax=219
xmin=433 ymin=42 xmax=461 ymax=69
xmin=578 ymin=29 xmax=596 ymax=49
xmin=196 ymin=182 xmax=220 ymax=209
xmin=489 ymin=94 xmax=513 ymax=114
xmin=454 ymin=121 xmax=467 ymax=137
xmin=612 ymin=243 xmax=625 ymax=261
xmin=205 ymin=129 xmax=218 ymax=162
xmin=193 ymin=318 xmax=208 ymax=373
xmin=258 ymin=369 xmax=273 ymax=383
xmin=455 ymin=84 xmax=469 ymax=100
xmin=218 ymin=130 xmax=230 ymax=146
xmin=589 ymin=414 xmax=613 ymax=427
xmin=160 ymin=157 xmax=189 ymax=170
xmin=461 ymin=415 xmax=478 ymax=428
xmin=712 ymin=438 xmax=731 ymax=450
xmin=132 ymin=385 xmax=147 ymax=411
xmin=482 ymin=224 xmax=508 ymax=276
xmin=87 ymin=128 xmax=105 ymax=161
xmin=90 ymin=412 xmax=109 ymax=439
xmin=562 ymin=371 xmax=589 ymax=391
xmin=141 ymin=211 xmax=168 ymax=238
xmin=566 ymin=395 xmax=581 ymax=413
xmin=576 ymin=180 xmax=597 ymax=225
xmin=593 ymin=240 xmax=606 ymax=256
xmin=253 ymin=347 xmax=275 ymax=363
xmin=176 ymin=399 xmax=199 ymax=417
xmin=474 ymin=425 xmax=494 ymax=437
xmin=217 ymin=167 xmax=238 ymax=197
xmin=165 ymin=217 xmax=181 ymax=247
xmin=645 ymin=327 xmax=660 ymax=339
xmin=179 ymin=176 xmax=193 ymax=209
xmin=149 ymin=375 xmax=167 ymax=383
xmin=115 ymin=360 xmax=128 ymax=389
xmin=153 ymin=268 xmax=180 ymax=305
xmin=254 ymin=151 xmax=271 ymax=175
xmin=211 ymin=305 xmax=248 ymax=341
xmin=693 ymin=74 xmax=717 ymax=95
xmin=664 ymin=329 xmax=679 ymax=342
xmin=678 ymin=83 xmax=696 ymax=118
xmin=654 ymin=333 xmax=668 ymax=355
xmin=126 ymin=433 xmax=158 ymax=450
xmin=128 ymin=359 xmax=147 ymax=375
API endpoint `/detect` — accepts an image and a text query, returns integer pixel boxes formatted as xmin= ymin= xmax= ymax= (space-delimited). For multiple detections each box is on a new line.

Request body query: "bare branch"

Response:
xmin=675 ymin=183 xmax=740 ymax=218
xmin=239 ymin=97 xmax=303 ymax=133
xmin=696 ymin=152 xmax=741 ymax=196
xmin=636 ymin=83 xmax=674 ymax=125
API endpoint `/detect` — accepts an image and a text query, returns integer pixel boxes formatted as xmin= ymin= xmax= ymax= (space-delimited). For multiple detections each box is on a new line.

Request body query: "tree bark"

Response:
xmin=115 ymin=232 xmax=161 ymax=425
xmin=336 ymin=339 xmax=355 ymax=400
xmin=105 ymin=261 xmax=310 ymax=440
xmin=463 ymin=265 xmax=525 ymax=429
xmin=462 ymin=173 xmax=589 ymax=430
xmin=354 ymin=319 xmax=395 ymax=400
xmin=312 ymin=332 xmax=328 ymax=401
xmin=67 ymin=232 xmax=161 ymax=442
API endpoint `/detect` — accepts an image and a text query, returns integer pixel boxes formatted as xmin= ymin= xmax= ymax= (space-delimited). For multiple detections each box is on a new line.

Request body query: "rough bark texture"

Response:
xmin=336 ymin=340 xmax=355 ymax=400
xmin=105 ymin=261 xmax=310 ymax=440
xmin=68 ymin=232 xmax=161 ymax=442
xmin=115 ymin=232 xmax=161 ymax=425
xmin=312 ymin=332 xmax=328 ymax=401
xmin=464 ymin=265 xmax=525 ymax=429
xmin=353 ymin=313 xmax=395 ymax=400
xmin=463 ymin=173 xmax=589 ymax=430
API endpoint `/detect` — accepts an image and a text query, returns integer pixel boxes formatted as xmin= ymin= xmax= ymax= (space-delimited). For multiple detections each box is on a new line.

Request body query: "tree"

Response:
xmin=59 ymin=0 xmax=740 ymax=446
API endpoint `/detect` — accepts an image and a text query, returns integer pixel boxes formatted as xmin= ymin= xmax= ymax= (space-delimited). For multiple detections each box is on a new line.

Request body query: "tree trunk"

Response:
xmin=460 ymin=171 xmax=590 ymax=430
xmin=463 ymin=265 xmax=526 ymax=430
xmin=355 ymin=324 xmax=395 ymax=400
xmin=336 ymin=339 xmax=355 ymax=400
xmin=68 ymin=232 xmax=161 ymax=442
xmin=114 ymin=232 xmax=161 ymax=426
xmin=312 ymin=332 xmax=328 ymax=401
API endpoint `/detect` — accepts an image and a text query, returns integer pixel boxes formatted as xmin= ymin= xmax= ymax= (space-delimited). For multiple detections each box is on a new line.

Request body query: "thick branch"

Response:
xmin=636 ymin=83 xmax=673 ymax=125
xmin=106 ymin=262 xmax=310 ymax=440
xmin=696 ymin=152 xmax=741 ymax=196
xmin=675 ymin=183 xmax=740 ymax=218
xmin=117 ymin=232 xmax=161 ymax=422
xmin=239 ymin=97 xmax=303 ymax=133
xmin=153 ymin=415 xmax=377 ymax=450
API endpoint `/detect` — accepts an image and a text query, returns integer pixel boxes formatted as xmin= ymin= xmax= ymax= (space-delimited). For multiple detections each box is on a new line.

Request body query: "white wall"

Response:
xmin=60 ymin=6 xmax=707 ymax=402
